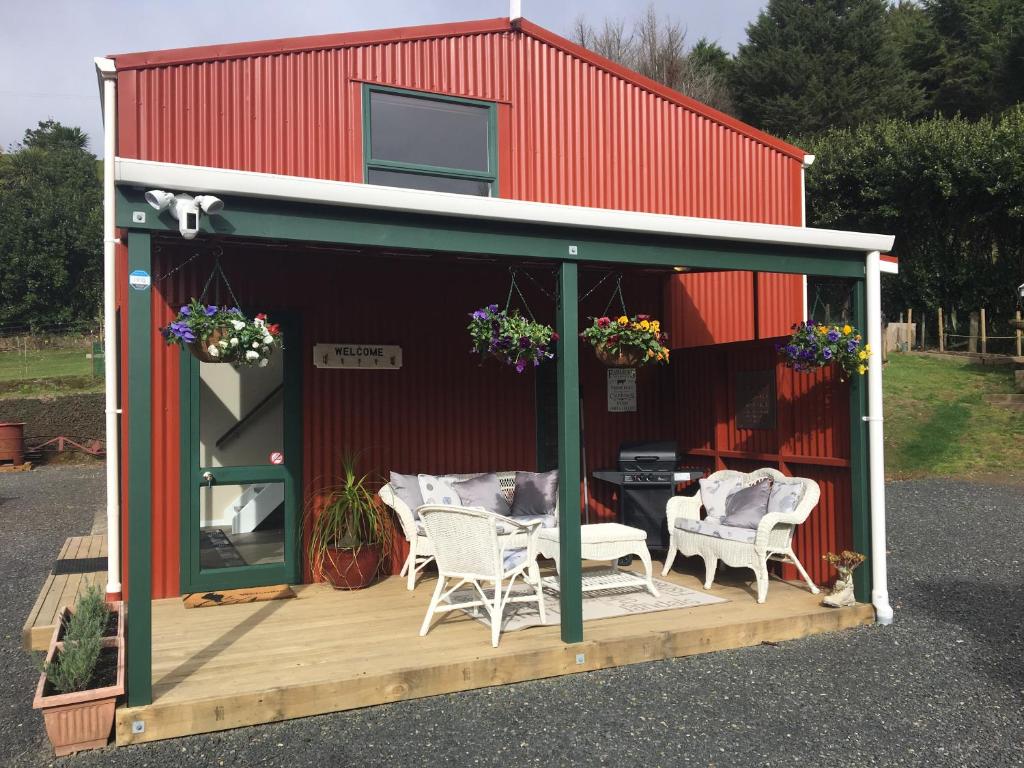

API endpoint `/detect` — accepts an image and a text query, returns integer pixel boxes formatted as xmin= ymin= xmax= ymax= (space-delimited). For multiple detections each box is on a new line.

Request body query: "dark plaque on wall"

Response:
xmin=735 ymin=370 xmax=776 ymax=430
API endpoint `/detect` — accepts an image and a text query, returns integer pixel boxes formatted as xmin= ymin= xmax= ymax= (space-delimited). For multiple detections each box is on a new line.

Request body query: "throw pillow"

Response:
xmin=509 ymin=470 xmax=559 ymax=517
xmin=767 ymin=479 xmax=805 ymax=517
xmin=721 ymin=478 xmax=773 ymax=529
xmin=388 ymin=471 xmax=424 ymax=517
xmin=417 ymin=474 xmax=462 ymax=507
xmin=698 ymin=475 xmax=744 ymax=520
xmin=453 ymin=473 xmax=511 ymax=516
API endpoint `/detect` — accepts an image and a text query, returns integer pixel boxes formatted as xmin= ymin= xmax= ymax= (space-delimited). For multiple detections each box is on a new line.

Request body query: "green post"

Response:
xmin=126 ymin=231 xmax=153 ymax=706
xmin=849 ymin=279 xmax=872 ymax=602
xmin=556 ymin=260 xmax=583 ymax=644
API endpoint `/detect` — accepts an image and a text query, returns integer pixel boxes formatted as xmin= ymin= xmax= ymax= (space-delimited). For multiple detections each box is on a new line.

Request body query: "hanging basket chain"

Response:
xmin=579 ymin=270 xmax=613 ymax=303
xmin=154 ymin=245 xmax=222 ymax=285
xmin=504 ymin=268 xmax=537 ymax=322
xmin=518 ymin=268 xmax=557 ymax=302
xmin=198 ymin=255 xmax=243 ymax=313
xmin=601 ymin=275 xmax=628 ymax=318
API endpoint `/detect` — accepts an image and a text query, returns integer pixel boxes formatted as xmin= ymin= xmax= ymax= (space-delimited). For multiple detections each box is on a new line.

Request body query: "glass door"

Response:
xmin=182 ymin=318 xmax=301 ymax=592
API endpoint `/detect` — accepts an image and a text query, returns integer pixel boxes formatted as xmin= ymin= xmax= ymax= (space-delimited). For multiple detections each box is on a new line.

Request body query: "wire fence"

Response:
xmin=887 ymin=308 xmax=1024 ymax=357
xmin=0 ymin=326 xmax=104 ymax=383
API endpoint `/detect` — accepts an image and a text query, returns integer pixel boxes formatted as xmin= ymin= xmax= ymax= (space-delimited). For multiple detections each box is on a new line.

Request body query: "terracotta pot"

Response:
xmin=33 ymin=601 xmax=125 ymax=757
xmin=594 ymin=345 xmax=645 ymax=367
xmin=188 ymin=328 xmax=226 ymax=363
xmin=322 ymin=545 xmax=382 ymax=590
xmin=0 ymin=422 xmax=25 ymax=465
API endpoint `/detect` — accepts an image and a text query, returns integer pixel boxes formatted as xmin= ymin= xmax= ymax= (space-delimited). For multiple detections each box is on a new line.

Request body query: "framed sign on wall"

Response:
xmin=735 ymin=370 xmax=776 ymax=430
xmin=313 ymin=343 xmax=402 ymax=370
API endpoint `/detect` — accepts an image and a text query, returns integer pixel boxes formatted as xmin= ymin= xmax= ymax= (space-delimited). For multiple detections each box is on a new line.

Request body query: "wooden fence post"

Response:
xmin=920 ymin=312 xmax=926 ymax=350
xmin=969 ymin=312 xmax=979 ymax=353
xmin=1016 ymin=310 xmax=1022 ymax=358
xmin=981 ymin=308 xmax=987 ymax=354
xmin=906 ymin=308 xmax=913 ymax=351
xmin=938 ymin=308 xmax=944 ymax=352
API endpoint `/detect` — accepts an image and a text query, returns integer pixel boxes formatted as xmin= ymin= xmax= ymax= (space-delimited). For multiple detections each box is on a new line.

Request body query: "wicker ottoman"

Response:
xmin=537 ymin=522 xmax=659 ymax=597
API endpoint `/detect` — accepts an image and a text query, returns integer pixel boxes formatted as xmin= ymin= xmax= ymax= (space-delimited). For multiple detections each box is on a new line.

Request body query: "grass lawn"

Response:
xmin=884 ymin=353 xmax=1024 ymax=481
xmin=0 ymin=349 xmax=103 ymax=397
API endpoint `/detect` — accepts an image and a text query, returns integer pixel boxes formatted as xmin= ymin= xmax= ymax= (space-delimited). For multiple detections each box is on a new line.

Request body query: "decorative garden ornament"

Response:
xmin=821 ymin=550 xmax=866 ymax=608
xmin=778 ymin=321 xmax=869 ymax=380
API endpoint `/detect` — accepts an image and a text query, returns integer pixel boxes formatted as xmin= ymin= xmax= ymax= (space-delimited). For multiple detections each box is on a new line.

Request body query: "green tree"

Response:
xmin=732 ymin=0 xmax=924 ymax=136
xmin=0 ymin=120 xmax=102 ymax=329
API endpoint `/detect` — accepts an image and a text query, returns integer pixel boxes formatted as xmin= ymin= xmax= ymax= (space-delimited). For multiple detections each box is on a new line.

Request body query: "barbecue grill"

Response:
xmin=592 ymin=441 xmax=703 ymax=551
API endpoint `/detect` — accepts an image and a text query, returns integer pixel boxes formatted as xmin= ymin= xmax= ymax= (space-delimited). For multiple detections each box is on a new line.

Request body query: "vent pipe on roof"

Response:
xmin=510 ymin=0 xmax=522 ymax=22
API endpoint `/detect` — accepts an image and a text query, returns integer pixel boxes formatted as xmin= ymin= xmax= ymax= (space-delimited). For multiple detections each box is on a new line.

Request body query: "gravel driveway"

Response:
xmin=3 ymin=472 xmax=1022 ymax=768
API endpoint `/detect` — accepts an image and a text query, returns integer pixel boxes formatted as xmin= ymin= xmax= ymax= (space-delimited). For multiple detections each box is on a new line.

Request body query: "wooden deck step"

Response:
xmin=22 ymin=534 xmax=108 ymax=651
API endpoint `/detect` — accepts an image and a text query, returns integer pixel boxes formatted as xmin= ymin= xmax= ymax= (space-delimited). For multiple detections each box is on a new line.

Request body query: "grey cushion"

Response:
xmin=699 ymin=475 xmax=743 ymax=519
xmin=721 ymin=478 xmax=773 ymax=529
xmin=674 ymin=517 xmax=757 ymax=544
xmin=417 ymin=474 xmax=461 ymax=507
xmin=509 ymin=470 xmax=559 ymax=517
xmin=767 ymin=480 xmax=804 ymax=517
xmin=453 ymin=473 xmax=511 ymax=516
xmin=389 ymin=472 xmax=424 ymax=518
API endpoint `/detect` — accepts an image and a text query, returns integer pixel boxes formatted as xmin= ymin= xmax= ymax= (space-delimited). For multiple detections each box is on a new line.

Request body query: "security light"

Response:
xmin=144 ymin=189 xmax=174 ymax=211
xmin=194 ymin=195 xmax=224 ymax=214
xmin=144 ymin=190 xmax=226 ymax=240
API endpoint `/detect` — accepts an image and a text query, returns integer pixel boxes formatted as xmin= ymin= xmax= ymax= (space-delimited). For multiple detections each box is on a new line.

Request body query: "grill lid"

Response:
xmin=617 ymin=441 xmax=679 ymax=471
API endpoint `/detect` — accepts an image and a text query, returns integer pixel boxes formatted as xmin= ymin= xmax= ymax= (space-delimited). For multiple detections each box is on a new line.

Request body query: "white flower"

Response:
xmin=231 ymin=319 xmax=245 ymax=331
xmin=245 ymin=350 xmax=259 ymax=361
xmin=258 ymin=358 xmax=269 ymax=368
xmin=254 ymin=317 xmax=265 ymax=328
xmin=218 ymin=340 xmax=229 ymax=349
xmin=207 ymin=345 xmax=220 ymax=358
xmin=251 ymin=341 xmax=259 ymax=349
xmin=230 ymin=337 xmax=239 ymax=346
xmin=263 ymin=335 xmax=273 ymax=345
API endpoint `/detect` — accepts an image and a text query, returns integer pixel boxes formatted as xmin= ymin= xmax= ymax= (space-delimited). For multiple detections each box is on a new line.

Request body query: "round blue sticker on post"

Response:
xmin=128 ymin=270 xmax=151 ymax=291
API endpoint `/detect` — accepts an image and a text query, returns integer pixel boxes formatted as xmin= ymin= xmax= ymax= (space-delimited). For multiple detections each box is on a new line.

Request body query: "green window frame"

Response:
xmin=362 ymin=84 xmax=499 ymax=197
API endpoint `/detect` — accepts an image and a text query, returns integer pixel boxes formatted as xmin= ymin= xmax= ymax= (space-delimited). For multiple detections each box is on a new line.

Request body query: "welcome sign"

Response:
xmin=313 ymin=343 xmax=402 ymax=370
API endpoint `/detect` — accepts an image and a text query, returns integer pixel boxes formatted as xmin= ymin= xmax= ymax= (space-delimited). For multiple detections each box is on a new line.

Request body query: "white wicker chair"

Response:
xmin=379 ymin=471 xmax=557 ymax=590
xmin=417 ymin=505 xmax=545 ymax=647
xmin=661 ymin=468 xmax=821 ymax=603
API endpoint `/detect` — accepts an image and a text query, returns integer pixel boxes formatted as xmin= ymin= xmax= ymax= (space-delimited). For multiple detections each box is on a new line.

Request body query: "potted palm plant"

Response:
xmin=306 ymin=458 xmax=396 ymax=589
xmin=33 ymin=586 xmax=125 ymax=756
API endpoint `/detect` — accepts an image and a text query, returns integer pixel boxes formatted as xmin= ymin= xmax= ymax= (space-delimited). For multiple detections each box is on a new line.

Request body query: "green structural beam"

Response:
xmin=126 ymin=231 xmax=153 ymax=706
xmin=849 ymin=279 xmax=872 ymax=603
xmin=115 ymin=187 xmax=867 ymax=279
xmin=555 ymin=261 xmax=584 ymax=644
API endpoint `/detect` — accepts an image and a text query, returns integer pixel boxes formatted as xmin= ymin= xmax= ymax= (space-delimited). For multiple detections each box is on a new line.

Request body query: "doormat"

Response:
xmin=52 ymin=556 xmax=108 ymax=576
xmin=449 ymin=568 xmax=728 ymax=633
xmin=183 ymin=584 xmax=296 ymax=609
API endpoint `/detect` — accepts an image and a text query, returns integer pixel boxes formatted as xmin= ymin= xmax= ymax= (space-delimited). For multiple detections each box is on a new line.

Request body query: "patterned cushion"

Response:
xmin=417 ymin=474 xmax=461 ymax=507
xmin=721 ymin=478 xmax=773 ymax=529
xmin=767 ymin=480 xmax=805 ymax=517
xmin=698 ymin=475 xmax=744 ymax=520
xmin=674 ymin=517 xmax=757 ymax=544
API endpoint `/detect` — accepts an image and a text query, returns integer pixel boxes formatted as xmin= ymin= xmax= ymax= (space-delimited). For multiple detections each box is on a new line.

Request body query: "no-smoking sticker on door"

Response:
xmin=269 ymin=451 xmax=284 ymax=465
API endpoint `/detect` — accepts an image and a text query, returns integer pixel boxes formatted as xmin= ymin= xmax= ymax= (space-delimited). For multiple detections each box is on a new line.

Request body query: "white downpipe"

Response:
xmin=865 ymin=250 xmax=893 ymax=625
xmin=96 ymin=57 xmax=121 ymax=600
xmin=800 ymin=154 xmax=815 ymax=320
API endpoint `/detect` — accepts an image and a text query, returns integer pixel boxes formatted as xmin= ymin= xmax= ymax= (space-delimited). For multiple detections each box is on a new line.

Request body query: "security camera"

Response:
xmin=144 ymin=190 xmax=225 ymax=240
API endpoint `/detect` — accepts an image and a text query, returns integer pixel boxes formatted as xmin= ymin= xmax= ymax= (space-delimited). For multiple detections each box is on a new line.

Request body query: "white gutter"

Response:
xmin=114 ymin=158 xmax=895 ymax=254
xmin=95 ymin=57 xmax=121 ymax=601
xmin=865 ymin=250 xmax=893 ymax=624
xmin=800 ymin=154 xmax=815 ymax=320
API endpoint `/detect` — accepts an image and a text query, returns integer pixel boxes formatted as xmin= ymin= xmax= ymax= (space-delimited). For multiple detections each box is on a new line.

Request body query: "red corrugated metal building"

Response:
xmin=107 ymin=17 xmax=858 ymax=603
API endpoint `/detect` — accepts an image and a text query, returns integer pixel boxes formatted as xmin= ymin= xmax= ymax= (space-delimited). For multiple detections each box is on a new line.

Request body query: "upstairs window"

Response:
xmin=363 ymin=85 xmax=497 ymax=197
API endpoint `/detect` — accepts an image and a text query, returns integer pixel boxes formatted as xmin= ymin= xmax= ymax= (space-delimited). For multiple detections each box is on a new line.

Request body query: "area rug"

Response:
xmin=447 ymin=568 xmax=728 ymax=632
xmin=183 ymin=584 xmax=296 ymax=609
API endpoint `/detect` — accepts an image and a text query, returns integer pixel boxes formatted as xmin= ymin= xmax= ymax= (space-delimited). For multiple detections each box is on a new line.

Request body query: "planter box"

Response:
xmin=33 ymin=601 xmax=125 ymax=756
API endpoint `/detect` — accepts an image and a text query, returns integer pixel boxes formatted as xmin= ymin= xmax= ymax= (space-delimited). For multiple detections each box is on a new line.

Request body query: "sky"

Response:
xmin=0 ymin=0 xmax=767 ymax=156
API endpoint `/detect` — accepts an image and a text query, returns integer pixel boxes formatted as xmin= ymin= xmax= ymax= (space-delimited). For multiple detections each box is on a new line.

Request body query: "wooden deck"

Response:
xmin=23 ymin=534 xmax=108 ymax=651
xmin=116 ymin=563 xmax=874 ymax=745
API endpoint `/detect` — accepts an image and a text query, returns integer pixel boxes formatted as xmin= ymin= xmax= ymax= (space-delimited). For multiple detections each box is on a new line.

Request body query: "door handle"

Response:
xmin=202 ymin=471 xmax=215 ymax=486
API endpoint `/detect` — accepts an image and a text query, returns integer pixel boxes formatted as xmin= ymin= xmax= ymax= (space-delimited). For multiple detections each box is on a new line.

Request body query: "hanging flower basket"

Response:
xmin=468 ymin=304 xmax=558 ymax=373
xmin=581 ymin=315 xmax=669 ymax=367
xmin=777 ymin=321 xmax=868 ymax=380
xmin=162 ymin=298 xmax=281 ymax=367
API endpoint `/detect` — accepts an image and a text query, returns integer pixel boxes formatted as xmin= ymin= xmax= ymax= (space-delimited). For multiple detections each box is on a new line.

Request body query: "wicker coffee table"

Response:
xmin=537 ymin=522 xmax=659 ymax=597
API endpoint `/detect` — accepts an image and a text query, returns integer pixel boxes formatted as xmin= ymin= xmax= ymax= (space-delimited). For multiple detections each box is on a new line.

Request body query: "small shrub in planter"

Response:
xmin=777 ymin=321 xmax=869 ymax=380
xmin=161 ymin=298 xmax=281 ymax=366
xmin=468 ymin=304 xmax=558 ymax=373
xmin=33 ymin=586 xmax=125 ymax=757
xmin=581 ymin=314 xmax=670 ymax=367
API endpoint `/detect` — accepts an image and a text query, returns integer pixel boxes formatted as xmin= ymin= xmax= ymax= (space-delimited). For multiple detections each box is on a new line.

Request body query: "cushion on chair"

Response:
xmin=509 ymin=470 xmax=559 ymax=517
xmin=388 ymin=472 xmax=425 ymax=518
xmin=453 ymin=473 xmax=512 ymax=516
xmin=503 ymin=548 xmax=530 ymax=572
xmin=674 ymin=517 xmax=757 ymax=544
xmin=721 ymin=478 xmax=773 ymax=529
xmin=698 ymin=475 xmax=744 ymax=520
xmin=767 ymin=479 xmax=805 ymax=517
xmin=417 ymin=474 xmax=462 ymax=507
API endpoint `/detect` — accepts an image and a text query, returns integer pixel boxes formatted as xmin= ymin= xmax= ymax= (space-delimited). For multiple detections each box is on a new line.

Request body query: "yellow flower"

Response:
xmin=640 ymin=320 xmax=650 ymax=330
xmin=855 ymin=334 xmax=862 ymax=341
xmin=618 ymin=316 xmax=629 ymax=326
xmin=863 ymin=343 xmax=871 ymax=354
xmin=818 ymin=325 xmax=828 ymax=335
xmin=858 ymin=350 xmax=868 ymax=360
xmin=662 ymin=347 xmax=670 ymax=360
xmin=647 ymin=349 xmax=655 ymax=359
xmin=651 ymin=320 xmax=660 ymax=333
xmin=842 ymin=324 xmax=852 ymax=335
xmin=857 ymin=364 xmax=867 ymax=375
xmin=656 ymin=352 xmax=664 ymax=361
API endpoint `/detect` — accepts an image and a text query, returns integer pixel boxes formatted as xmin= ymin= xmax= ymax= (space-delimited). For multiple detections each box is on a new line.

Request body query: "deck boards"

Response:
xmin=22 ymin=534 xmax=108 ymax=651
xmin=116 ymin=563 xmax=874 ymax=745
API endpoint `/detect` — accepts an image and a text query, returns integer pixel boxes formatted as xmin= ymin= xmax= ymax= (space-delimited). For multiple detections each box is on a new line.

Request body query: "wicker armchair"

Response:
xmin=417 ymin=505 xmax=545 ymax=647
xmin=661 ymin=468 xmax=821 ymax=603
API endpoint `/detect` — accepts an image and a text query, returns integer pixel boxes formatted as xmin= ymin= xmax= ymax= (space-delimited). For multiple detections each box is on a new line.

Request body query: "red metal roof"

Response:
xmin=109 ymin=16 xmax=807 ymax=162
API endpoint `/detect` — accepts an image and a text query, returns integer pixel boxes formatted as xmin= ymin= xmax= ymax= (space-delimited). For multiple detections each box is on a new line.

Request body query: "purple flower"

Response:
xmin=228 ymin=307 xmax=241 ymax=315
xmin=471 ymin=309 xmax=487 ymax=321
xmin=205 ymin=305 xmax=218 ymax=317
xmin=179 ymin=305 xmax=191 ymax=316
xmin=822 ymin=348 xmax=833 ymax=360
xmin=488 ymin=304 xmax=498 ymax=313
xmin=515 ymin=360 xmax=526 ymax=373
xmin=847 ymin=340 xmax=858 ymax=352
xmin=786 ymin=345 xmax=798 ymax=357
xmin=826 ymin=329 xmax=840 ymax=342
xmin=805 ymin=321 xmax=815 ymax=330
xmin=169 ymin=321 xmax=196 ymax=343
xmin=519 ymin=336 xmax=531 ymax=349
